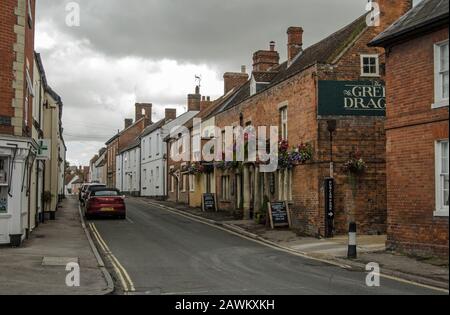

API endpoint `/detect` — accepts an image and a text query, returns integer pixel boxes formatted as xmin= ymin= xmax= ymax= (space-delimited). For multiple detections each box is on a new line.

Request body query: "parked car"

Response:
xmin=80 ymin=183 xmax=106 ymax=206
xmin=84 ymin=188 xmax=126 ymax=220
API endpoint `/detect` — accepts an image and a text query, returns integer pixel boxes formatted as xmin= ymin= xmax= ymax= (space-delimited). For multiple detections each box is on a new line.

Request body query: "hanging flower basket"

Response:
xmin=342 ymin=151 xmax=367 ymax=175
xmin=188 ymin=162 xmax=206 ymax=174
xmin=278 ymin=141 xmax=313 ymax=170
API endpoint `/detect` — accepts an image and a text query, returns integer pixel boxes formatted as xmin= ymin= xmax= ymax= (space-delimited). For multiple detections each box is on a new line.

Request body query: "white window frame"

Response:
xmin=169 ymin=167 xmax=175 ymax=192
xmin=181 ymin=174 xmax=188 ymax=192
xmin=189 ymin=174 xmax=195 ymax=192
xmin=280 ymin=106 xmax=288 ymax=140
xmin=433 ymin=40 xmax=449 ymax=109
xmin=221 ymin=176 xmax=230 ymax=201
xmin=360 ymin=54 xmax=380 ymax=77
xmin=435 ymin=139 xmax=449 ymax=217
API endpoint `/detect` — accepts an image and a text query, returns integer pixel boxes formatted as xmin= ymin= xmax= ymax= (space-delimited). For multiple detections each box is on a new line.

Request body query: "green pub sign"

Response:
xmin=318 ymin=80 xmax=386 ymax=117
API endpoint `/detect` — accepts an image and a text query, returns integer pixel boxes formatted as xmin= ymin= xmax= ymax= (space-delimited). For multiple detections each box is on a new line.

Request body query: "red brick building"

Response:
xmin=105 ymin=103 xmax=152 ymax=188
xmin=1 ymin=0 xmax=38 ymax=245
xmin=212 ymin=0 xmax=412 ymax=237
xmin=370 ymin=0 xmax=449 ymax=258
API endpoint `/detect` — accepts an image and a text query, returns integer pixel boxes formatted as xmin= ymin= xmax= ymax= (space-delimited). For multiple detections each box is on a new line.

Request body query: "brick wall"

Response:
xmin=0 ymin=0 xmax=19 ymax=135
xmin=384 ymin=26 xmax=449 ymax=258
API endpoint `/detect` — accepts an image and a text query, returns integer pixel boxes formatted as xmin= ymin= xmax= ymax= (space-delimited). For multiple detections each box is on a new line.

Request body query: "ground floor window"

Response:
xmin=189 ymin=174 xmax=195 ymax=192
xmin=221 ymin=176 xmax=230 ymax=201
xmin=435 ymin=139 xmax=449 ymax=216
xmin=182 ymin=174 xmax=188 ymax=192
xmin=169 ymin=168 xmax=175 ymax=192
xmin=0 ymin=187 xmax=7 ymax=213
xmin=0 ymin=156 xmax=8 ymax=185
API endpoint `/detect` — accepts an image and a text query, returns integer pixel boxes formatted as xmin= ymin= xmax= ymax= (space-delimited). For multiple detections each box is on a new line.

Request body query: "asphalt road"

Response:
xmin=91 ymin=198 xmax=443 ymax=295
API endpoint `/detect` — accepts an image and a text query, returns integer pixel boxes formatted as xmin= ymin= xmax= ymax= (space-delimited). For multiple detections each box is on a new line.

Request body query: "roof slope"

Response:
xmin=141 ymin=118 xmax=167 ymax=138
xmin=370 ymin=0 xmax=449 ymax=46
xmin=218 ymin=14 xmax=367 ymax=114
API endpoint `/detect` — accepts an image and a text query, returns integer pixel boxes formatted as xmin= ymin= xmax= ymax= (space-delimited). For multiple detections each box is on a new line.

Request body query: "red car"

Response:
xmin=84 ymin=188 xmax=126 ymax=220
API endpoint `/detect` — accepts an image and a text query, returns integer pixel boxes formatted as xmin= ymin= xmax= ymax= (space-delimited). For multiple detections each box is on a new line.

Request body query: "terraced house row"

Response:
xmin=90 ymin=0 xmax=448 ymax=258
xmin=0 ymin=0 xmax=66 ymax=246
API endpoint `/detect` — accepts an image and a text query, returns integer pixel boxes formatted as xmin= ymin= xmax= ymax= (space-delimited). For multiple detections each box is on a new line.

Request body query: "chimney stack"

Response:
xmin=135 ymin=103 xmax=152 ymax=122
xmin=375 ymin=0 xmax=412 ymax=30
xmin=253 ymin=42 xmax=280 ymax=72
xmin=124 ymin=118 xmax=133 ymax=129
xmin=200 ymin=96 xmax=212 ymax=112
xmin=165 ymin=108 xmax=177 ymax=121
xmin=287 ymin=27 xmax=303 ymax=62
xmin=223 ymin=65 xmax=249 ymax=94
xmin=187 ymin=86 xmax=201 ymax=111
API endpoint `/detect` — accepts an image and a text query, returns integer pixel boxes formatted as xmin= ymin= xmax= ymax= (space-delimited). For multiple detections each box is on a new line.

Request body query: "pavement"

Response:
xmin=89 ymin=197 xmax=446 ymax=295
xmin=0 ymin=196 xmax=113 ymax=295
xmin=139 ymin=197 xmax=449 ymax=291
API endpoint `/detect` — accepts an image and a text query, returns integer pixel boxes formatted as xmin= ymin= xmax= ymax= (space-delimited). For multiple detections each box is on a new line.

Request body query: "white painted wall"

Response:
xmin=118 ymin=147 xmax=141 ymax=194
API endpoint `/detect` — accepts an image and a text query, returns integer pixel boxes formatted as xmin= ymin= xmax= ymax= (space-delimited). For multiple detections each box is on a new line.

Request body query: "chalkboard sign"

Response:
xmin=202 ymin=193 xmax=217 ymax=212
xmin=268 ymin=201 xmax=291 ymax=229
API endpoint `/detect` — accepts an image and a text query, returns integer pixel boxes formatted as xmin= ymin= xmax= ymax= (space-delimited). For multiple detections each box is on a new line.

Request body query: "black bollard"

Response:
xmin=348 ymin=222 xmax=357 ymax=259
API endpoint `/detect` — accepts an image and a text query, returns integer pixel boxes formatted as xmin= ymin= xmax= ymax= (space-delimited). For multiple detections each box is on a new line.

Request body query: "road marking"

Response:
xmin=89 ymin=222 xmax=136 ymax=293
xmin=126 ymin=217 xmax=134 ymax=224
xmin=143 ymin=199 xmax=449 ymax=294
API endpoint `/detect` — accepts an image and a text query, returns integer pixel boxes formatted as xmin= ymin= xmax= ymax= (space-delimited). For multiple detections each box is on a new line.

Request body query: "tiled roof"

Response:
xmin=119 ymin=137 xmax=140 ymax=154
xmin=253 ymin=71 xmax=278 ymax=83
xmin=370 ymin=0 xmax=449 ymax=46
xmin=140 ymin=118 xmax=167 ymax=138
xmin=217 ymin=14 xmax=367 ymax=114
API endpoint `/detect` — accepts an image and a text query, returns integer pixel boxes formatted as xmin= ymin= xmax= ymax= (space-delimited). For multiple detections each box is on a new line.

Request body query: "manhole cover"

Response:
xmin=42 ymin=256 xmax=79 ymax=266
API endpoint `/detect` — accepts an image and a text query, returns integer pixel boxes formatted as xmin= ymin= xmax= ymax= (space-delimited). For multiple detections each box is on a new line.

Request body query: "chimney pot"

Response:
xmin=241 ymin=65 xmax=246 ymax=73
xmin=270 ymin=41 xmax=276 ymax=51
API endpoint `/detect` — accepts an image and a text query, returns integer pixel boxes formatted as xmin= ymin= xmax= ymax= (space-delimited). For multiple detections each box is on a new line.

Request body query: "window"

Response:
xmin=435 ymin=140 xmax=449 ymax=216
xmin=221 ymin=176 xmax=230 ymax=201
xmin=433 ymin=40 xmax=449 ymax=108
xmin=142 ymin=139 xmax=146 ymax=160
xmin=27 ymin=0 xmax=33 ymax=28
xmin=182 ymin=174 xmax=188 ymax=192
xmin=169 ymin=167 xmax=175 ymax=192
xmin=156 ymin=134 xmax=160 ymax=155
xmin=156 ymin=166 xmax=160 ymax=181
xmin=280 ymin=107 xmax=288 ymax=140
xmin=149 ymin=137 xmax=152 ymax=157
xmin=0 ymin=157 xmax=9 ymax=186
xmin=360 ymin=54 xmax=379 ymax=77
xmin=189 ymin=174 xmax=195 ymax=192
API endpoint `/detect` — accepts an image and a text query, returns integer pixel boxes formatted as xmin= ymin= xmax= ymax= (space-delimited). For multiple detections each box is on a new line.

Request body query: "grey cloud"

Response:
xmin=38 ymin=0 xmax=365 ymax=70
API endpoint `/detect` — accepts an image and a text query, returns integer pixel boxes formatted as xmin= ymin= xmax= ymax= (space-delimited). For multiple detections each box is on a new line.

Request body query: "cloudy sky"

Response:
xmin=35 ymin=0 xmax=421 ymax=166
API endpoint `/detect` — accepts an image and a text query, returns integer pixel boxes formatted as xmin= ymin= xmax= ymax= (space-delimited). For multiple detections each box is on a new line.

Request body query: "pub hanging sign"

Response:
xmin=318 ymin=80 xmax=386 ymax=117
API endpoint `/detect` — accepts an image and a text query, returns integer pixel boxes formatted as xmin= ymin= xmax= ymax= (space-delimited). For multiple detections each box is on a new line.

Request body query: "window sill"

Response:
xmin=360 ymin=73 xmax=380 ymax=78
xmin=431 ymin=100 xmax=449 ymax=109
xmin=434 ymin=209 xmax=449 ymax=217
xmin=0 ymin=213 xmax=12 ymax=219
xmin=220 ymin=200 xmax=231 ymax=203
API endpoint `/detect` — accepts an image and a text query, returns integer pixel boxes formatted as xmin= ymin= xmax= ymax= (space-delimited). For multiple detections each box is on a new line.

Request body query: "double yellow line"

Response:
xmin=89 ymin=223 xmax=136 ymax=293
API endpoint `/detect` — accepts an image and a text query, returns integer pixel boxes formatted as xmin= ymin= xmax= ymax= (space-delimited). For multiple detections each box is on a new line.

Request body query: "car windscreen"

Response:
xmin=92 ymin=190 xmax=119 ymax=197
xmin=87 ymin=185 xmax=106 ymax=191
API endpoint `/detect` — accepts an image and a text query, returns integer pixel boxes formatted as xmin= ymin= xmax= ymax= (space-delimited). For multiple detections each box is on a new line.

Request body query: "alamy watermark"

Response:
xmin=366 ymin=0 xmax=381 ymax=27
xmin=169 ymin=119 xmax=279 ymax=173
xmin=65 ymin=262 xmax=80 ymax=287
xmin=365 ymin=262 xmax=381 ymax=287
xmin=65 ymin=2 xmax=80 ymax=27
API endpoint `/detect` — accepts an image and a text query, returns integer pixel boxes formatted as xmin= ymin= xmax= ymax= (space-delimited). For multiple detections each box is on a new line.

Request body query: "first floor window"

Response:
xmin=0 ymin=187 xmax=7 ymax=213
xmin=434 ymin=40 xmax=449 ymax=107
xmin=360 ymin=54 xmax=379 ymax=77
xmin=280 ymin=106 xmax=288 ymax=140
xmin=221 ymin=176 xmax=230 ymax=201
xmin=435 ymin=140 xmax=449 ymax=215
